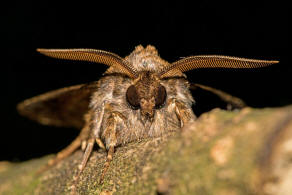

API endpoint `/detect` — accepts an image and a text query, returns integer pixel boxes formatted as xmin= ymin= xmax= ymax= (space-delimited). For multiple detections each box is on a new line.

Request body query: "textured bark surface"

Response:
xmin=1 ymin=106 xmax=292 ymax=195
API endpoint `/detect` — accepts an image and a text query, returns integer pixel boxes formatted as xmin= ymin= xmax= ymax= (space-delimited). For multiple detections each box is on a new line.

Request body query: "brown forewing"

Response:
xmin=17 ymin=82 xmax=98 ymax=129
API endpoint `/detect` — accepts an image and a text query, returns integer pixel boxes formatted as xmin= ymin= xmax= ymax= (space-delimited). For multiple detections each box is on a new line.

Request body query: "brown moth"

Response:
xmin=17 ymin=45 xmax=278 ymax=191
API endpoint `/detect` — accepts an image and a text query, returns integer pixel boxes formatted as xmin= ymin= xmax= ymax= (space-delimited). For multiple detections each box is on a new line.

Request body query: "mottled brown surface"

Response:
xmin=1 ymin=106 xmax=292 ymax=195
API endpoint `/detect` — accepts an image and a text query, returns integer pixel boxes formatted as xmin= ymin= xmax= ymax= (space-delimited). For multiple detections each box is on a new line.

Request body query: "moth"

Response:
xmin=17 ymin=45 xmax=278 ymax=190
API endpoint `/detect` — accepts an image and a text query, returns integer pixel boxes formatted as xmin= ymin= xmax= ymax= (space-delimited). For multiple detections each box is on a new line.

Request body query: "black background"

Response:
xmin=1 ymin=1 xmax=289 ymax=161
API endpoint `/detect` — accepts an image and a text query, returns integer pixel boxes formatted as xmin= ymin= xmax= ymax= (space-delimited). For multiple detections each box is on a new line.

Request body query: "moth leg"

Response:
xmin=72 ymin=108 xmax=126 ymax=192
xmin=96 ymin=138 xmax=106 ymax=150
xmin=71 ymin=104 xmax=107 ymax=193
xmin=99 ymin=111 xmax=126 ymax=183
xmin=37 ymin=123 xmax=90 ymax=174
xmin=169 ymin=98 xmax=196 ymax=128
xmin=190 ymin=83 xmax=246 ymax=109
xmin=80 ymin=111 xmax=97 ymax=151
xmin=99 ymin=146 xmax=114 ymax=184
xmin=70 ymin=137 xmax=95 ymax=194
xmin=74 ymin=102 xmax=108 ymax=181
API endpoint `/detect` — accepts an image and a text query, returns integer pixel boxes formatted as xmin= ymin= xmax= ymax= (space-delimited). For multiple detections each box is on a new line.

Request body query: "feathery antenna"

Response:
xmin=158 ymin=55 xmax=279 ymax=78
xmin=37 ymin=48 xmax=138 ymax=78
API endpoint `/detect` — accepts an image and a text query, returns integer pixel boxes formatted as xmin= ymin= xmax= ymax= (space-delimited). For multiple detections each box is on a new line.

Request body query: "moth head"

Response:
xmin=126 ymin=71 xmax=167 ymax=120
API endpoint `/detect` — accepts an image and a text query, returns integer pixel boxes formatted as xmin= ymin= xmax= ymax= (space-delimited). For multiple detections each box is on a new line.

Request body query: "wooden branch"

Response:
xmin=1 ymin=106 xmax=292 ymax=195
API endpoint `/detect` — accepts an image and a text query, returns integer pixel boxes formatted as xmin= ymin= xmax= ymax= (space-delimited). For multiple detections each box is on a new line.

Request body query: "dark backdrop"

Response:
xmin=1 ymin=1 xmax=289 ymax=161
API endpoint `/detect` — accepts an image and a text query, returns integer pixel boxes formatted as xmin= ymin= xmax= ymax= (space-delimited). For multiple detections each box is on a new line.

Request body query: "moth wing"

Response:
xmin=190 ymin=83 xmax=246 ymax=109
xmin=17 ymin=82 xmax=98 ymax=129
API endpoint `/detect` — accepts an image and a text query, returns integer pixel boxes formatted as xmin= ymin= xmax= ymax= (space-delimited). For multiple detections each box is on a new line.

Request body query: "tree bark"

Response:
xmin=1 ymin=106 xmax=292 ymax=195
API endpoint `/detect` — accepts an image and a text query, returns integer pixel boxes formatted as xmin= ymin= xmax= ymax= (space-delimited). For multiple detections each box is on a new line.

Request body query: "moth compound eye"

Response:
xmin=155 ymin=85 xmax=167 ymax=109
xmin=126 ymin=85 xmax=140 ymax=109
